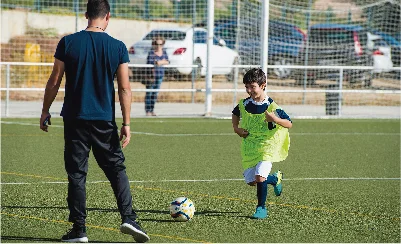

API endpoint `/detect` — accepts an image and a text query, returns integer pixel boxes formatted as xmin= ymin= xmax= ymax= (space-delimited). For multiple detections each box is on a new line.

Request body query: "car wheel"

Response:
xmin=192 ymin=58 xmax=202 ymax=79
xmin=226 ymin=57 xmax=239 ymax=82
xmin=273 ymin=58 xmax=292 ymax=79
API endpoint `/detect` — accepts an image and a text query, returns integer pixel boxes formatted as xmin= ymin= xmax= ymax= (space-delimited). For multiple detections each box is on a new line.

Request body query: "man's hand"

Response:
xmin=234 ymin=127 xmax=249 ymax=138
xmin=40 ymin=112 xmax=51 ymax=132
xmin=119 ymin=126 xmax=131 ymax=148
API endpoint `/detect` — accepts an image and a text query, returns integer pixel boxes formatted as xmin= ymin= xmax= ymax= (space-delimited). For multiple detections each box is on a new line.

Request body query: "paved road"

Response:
xmin=1 ymin=101 xmax=400 ymax=119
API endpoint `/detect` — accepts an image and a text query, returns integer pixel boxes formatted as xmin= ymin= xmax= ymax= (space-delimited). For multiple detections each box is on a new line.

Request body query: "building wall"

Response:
xmin=1 ymin=10 xmax=191 ymax=48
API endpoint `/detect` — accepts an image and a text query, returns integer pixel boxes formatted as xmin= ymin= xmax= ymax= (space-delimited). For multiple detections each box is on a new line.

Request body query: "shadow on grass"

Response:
xmin=1 ymin=236 xmax=60 ymax=242
xmin=3 ymin=205 xmax=245 ymax=219
xmin=2 ymin=205 xmax=119 ymax=213
xmin=1 ymin=236 xmax=132 ymax=243
xmin=138 ymin=209 xmax=243 ymax=222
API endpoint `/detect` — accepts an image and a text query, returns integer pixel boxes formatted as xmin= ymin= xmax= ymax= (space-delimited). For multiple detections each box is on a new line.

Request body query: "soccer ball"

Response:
xmin=169 ymin=197 xmax=195 ymax=221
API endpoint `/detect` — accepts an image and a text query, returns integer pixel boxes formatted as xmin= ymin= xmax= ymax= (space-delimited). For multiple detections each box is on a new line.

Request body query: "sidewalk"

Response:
xmin=1 ymin=101 xmax=400 ymax=119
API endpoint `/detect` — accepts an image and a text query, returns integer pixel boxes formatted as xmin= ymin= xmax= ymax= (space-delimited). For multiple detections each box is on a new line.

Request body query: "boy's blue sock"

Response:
xmin=265 ymin=174 xmax=278 ymax=185
xmin=256 ymin=180 xmax=268 ymax=208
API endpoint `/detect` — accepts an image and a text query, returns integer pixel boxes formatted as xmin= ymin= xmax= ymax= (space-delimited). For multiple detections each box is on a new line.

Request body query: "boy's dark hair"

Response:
xmin=87 ymin=0 xmax=110 ymax=19
xmin=243 ymin=68 xmax=266 ymax=87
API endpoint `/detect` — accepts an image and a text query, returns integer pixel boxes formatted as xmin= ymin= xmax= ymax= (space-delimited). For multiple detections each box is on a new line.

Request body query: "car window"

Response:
xmin=373 ymin=39 xmax=389 ymax=47
xmin=144 ymin=30 xmax=186 ymax=41
xmin=357 ymin=31 xmax=367 ymax=46
xmin=194 ymin=31 xmax=219 ymax=45
xmin=269 ymin=23 xmax=293 ymax=37
xmin=310 ymin=29 xmax=354 ymax=45
xmin=194 ymin=31 xmax=207 ymax=44
xmin=213 ymin=36 xmax=219 ymax=45
xmin=215 ymin=24 xmax=236 ymax=41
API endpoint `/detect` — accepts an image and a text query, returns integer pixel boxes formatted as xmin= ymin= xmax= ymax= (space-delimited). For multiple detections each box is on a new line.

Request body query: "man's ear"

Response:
xmin=106 ymin=12 xmax=111 ymax=21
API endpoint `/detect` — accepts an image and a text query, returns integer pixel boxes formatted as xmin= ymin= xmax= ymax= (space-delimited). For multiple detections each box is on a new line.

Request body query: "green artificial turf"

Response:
xmin=1 ymin=118 xmax=400 ymax=242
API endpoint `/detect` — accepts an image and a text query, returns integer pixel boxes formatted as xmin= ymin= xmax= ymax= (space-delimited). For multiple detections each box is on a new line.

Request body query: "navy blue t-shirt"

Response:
xmin=54 ymin=31 xmax=129 ymax=121
xmin=232 ymin=96 xmax=292 ymax=122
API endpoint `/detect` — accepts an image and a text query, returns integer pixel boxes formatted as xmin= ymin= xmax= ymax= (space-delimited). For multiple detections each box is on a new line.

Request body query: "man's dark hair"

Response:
xmin=87 ymin=0 xmax=110 ymax=19
xmin=243 ymin=68 xmax=266 ymax=86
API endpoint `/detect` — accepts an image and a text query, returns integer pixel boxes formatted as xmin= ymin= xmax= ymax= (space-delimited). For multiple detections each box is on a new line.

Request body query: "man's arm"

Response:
xmin=40 ymin=58 xmax=64 ymax=132
xmin=116 ymin=62 xmax=132 ymax=148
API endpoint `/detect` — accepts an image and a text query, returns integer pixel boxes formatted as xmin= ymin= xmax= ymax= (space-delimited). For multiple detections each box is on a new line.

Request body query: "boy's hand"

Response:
xmin=234 ymin=128 xmax=249 ymax=138
xmin=265 ymin=111 xmax=278 ymax=122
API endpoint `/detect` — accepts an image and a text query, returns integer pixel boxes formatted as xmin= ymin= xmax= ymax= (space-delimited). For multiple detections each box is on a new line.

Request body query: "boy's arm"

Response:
xmin=232 ymin=114 xmax=249 ymax=138
xmin=265 ymin=111 xmax=292 ymax=129
xmin=274 ymin=116 xmax=293 ymax=129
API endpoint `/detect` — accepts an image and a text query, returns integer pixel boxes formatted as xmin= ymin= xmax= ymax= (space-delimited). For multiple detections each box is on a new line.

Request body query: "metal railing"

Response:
xmin=1 ymin=62 xmax=400 ymax=118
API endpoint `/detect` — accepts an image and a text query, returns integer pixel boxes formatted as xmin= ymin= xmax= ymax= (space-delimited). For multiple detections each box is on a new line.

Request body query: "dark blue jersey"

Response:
xmin=54 ymin=31 xmax=129 ymax=121
xmin=232 ymin=96 xmax=292 ymax=122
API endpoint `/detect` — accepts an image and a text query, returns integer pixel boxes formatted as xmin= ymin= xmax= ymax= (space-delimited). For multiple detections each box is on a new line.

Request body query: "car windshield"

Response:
xmin=143 ymin=30 xmax=186 ymax=41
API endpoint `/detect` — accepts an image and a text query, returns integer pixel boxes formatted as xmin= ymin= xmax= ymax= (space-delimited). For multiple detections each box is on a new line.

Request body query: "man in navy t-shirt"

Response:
xmin=39 ymin=0 xmax=149 ymax=242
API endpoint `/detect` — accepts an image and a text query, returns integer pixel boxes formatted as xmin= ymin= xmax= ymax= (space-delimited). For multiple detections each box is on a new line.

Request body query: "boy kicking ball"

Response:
xmin=231 ymin=68 xmax=292 ymax=219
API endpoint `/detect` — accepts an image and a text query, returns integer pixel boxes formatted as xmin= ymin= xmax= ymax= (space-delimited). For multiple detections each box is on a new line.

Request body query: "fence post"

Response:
xmin=191 ymin=0 xmax=197 ymax=104
xmin=348 ymin=9 xmax=352 ymax=24
xmin=34 ymin=0 xmax=41 ymax=11
xmin=6 ymin=64 xmax=10 ymax=117
xmin=303 ymin=0 xmax=313 ymax=104
xmin=338 ymin=68 xmax=343 ymax=116
xmin=205 ymin=0 xmax=214 ymax=116
xmin=260 ymin=0 xmax=269 ymax=76
xmin=144 ymin=0 xmax=150 ymax=20
xmin=175 ymin=0 xmax=180 ymax=21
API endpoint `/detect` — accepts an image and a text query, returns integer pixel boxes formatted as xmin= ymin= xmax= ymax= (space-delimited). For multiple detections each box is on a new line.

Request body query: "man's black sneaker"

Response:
xmin=61 ymin=227 xmax=88 ymax=243
xmin=120 ymin=219 xmax=150 ymax=243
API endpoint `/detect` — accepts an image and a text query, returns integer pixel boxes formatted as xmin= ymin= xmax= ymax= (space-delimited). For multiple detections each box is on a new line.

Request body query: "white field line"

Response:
xmin=1 ymin=177 xmax=400 ymax=185
xmin=0 ymin=121 xmax=399 ymax=136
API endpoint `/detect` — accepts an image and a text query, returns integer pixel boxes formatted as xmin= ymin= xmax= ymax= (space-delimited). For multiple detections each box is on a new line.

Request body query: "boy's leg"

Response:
xmin=252 ymin=162 xmax=272 ymax=219
xmin=256 ymin=181 xmax=268 ymax=208
xmin=273 ymin=170 xmax=283 ymax=196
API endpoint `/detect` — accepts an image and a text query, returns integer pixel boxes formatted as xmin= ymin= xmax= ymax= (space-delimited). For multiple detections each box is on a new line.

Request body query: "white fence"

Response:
xmin=1 ymin=62 xmax=400 ymax=119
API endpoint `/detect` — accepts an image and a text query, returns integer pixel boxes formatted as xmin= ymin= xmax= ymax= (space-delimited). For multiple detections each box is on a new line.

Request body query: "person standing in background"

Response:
xmin=144 ymin=36 xmax=169 ymax=116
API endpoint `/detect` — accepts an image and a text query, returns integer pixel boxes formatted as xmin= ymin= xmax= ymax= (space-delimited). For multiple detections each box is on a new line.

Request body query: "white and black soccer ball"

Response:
xmin=169 ymin=197 xmax=195 ymax=221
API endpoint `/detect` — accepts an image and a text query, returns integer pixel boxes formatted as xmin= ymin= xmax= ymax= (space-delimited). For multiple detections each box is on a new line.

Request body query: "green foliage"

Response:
xmin=25 ymin=26 xmax=59 ymax=38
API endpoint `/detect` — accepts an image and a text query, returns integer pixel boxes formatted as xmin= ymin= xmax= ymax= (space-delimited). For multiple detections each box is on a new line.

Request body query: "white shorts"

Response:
xmin=243 ymin=161 xmax=273 ymax=184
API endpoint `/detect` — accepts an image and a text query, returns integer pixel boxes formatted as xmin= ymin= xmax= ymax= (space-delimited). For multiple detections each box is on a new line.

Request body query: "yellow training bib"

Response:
xmin=239 ymin=99 xmax=290 ymax=169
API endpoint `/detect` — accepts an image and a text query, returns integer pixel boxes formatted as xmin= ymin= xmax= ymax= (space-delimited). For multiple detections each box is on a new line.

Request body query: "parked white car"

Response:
xmin=367 ymin=32 xmax=393 ymax=73
xmin=128 ymin=27 xmax=239 ymax=80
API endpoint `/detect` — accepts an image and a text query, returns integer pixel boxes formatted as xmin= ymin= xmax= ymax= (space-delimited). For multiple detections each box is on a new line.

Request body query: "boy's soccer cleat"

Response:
xmin=120 ymin=219 xmax=150 ymax=243
xmin=273 ymin=170 xmax=283 ymax=196
xmin=61 ymin=227 xmax=88 ymax=243
xmin=251 ymin=206 xmax=268 ymax=219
